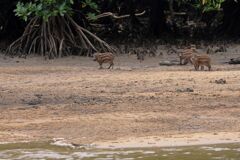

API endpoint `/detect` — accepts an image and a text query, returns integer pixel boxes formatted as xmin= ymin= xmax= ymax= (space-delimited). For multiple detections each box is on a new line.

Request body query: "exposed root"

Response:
xmin=6 ymin=15 xmax=115 ymax=58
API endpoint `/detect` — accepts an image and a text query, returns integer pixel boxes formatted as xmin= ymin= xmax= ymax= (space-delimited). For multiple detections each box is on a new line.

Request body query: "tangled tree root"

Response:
xmin=6 ymin=15 xmax=115 ymax=58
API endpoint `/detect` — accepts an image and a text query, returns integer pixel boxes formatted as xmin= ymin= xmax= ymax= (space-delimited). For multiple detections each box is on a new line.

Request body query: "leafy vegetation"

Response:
xmin=1 ymin=0 xmax=240 ymax=57
xmin=196 ymin=0 xmax=225 ymax=12
xmin=14 ymin=0 xmax=73 ymax=21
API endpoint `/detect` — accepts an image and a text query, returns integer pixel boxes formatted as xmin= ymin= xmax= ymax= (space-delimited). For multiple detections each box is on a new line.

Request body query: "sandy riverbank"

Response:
xmin=0 ymin=49 xmax=240 ymax=147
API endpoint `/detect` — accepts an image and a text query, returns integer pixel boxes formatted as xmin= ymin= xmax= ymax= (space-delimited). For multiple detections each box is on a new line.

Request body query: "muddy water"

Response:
xmin=0 ymin=142 xmax=240 ymax=160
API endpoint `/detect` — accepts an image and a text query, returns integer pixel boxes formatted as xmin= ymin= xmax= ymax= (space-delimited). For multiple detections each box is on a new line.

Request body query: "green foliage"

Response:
xmin=81 ymin=0 xmax=99 ymax=21
xmin=14 ymin=0 xmax=100 ymax=21
xmin=14 ymin=0 xmax=74 ymax=21
xmin=86 ymin=12 xmax=97 ymax=20
xmin=195 ymin=0 xmax=225 ymax=12
xmin=82 ymin=0 xmax=98 ymax=11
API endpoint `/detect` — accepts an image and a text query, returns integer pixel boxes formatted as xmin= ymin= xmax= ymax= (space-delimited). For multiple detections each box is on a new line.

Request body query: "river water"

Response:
xmin=0 ymin=142 xmax=240 ymax=159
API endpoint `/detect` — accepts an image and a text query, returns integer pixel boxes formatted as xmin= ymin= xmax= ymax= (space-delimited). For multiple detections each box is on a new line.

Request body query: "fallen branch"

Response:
xmin=91 ymin=10 xmax=146 ymax=20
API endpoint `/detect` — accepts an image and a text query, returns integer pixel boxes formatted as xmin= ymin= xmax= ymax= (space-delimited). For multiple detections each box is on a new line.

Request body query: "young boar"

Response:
xmin=179 ymin=45 xmax=197 ymax=65
xmin=93 ymin=52 xmax=114 ymax=69
xmin=191 ymin=54 xmax=211 ymax=71
xmin=179 ymin=51 xmax=193 ymax=65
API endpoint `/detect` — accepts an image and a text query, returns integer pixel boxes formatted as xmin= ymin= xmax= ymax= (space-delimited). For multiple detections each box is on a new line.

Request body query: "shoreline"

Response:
xmin=1 ymin=132 xmax=240 ymax=150
xmin=92 ymin=132 xmax=240 ymax=149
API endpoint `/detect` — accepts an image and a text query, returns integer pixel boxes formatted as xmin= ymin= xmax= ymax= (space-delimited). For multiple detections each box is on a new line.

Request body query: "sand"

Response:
xmin=0 ymin=48 xmax=240 ymax=148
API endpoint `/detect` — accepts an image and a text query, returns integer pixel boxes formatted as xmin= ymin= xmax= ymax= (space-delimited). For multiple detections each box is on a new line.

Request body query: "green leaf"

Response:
xmin=14 ymin=0 xmax=74 ymax=21
xmin=87 ymin=12 xmax=97 ymax=21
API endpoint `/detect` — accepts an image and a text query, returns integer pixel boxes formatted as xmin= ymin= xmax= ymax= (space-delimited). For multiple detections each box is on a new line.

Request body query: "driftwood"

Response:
xmin=91 ymin=10 xmax=146 ymax=20
xmin=229 ymin=57 xmax=240 ymax=64
xmin=159 ymin=60 xmax=179 ymax=66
